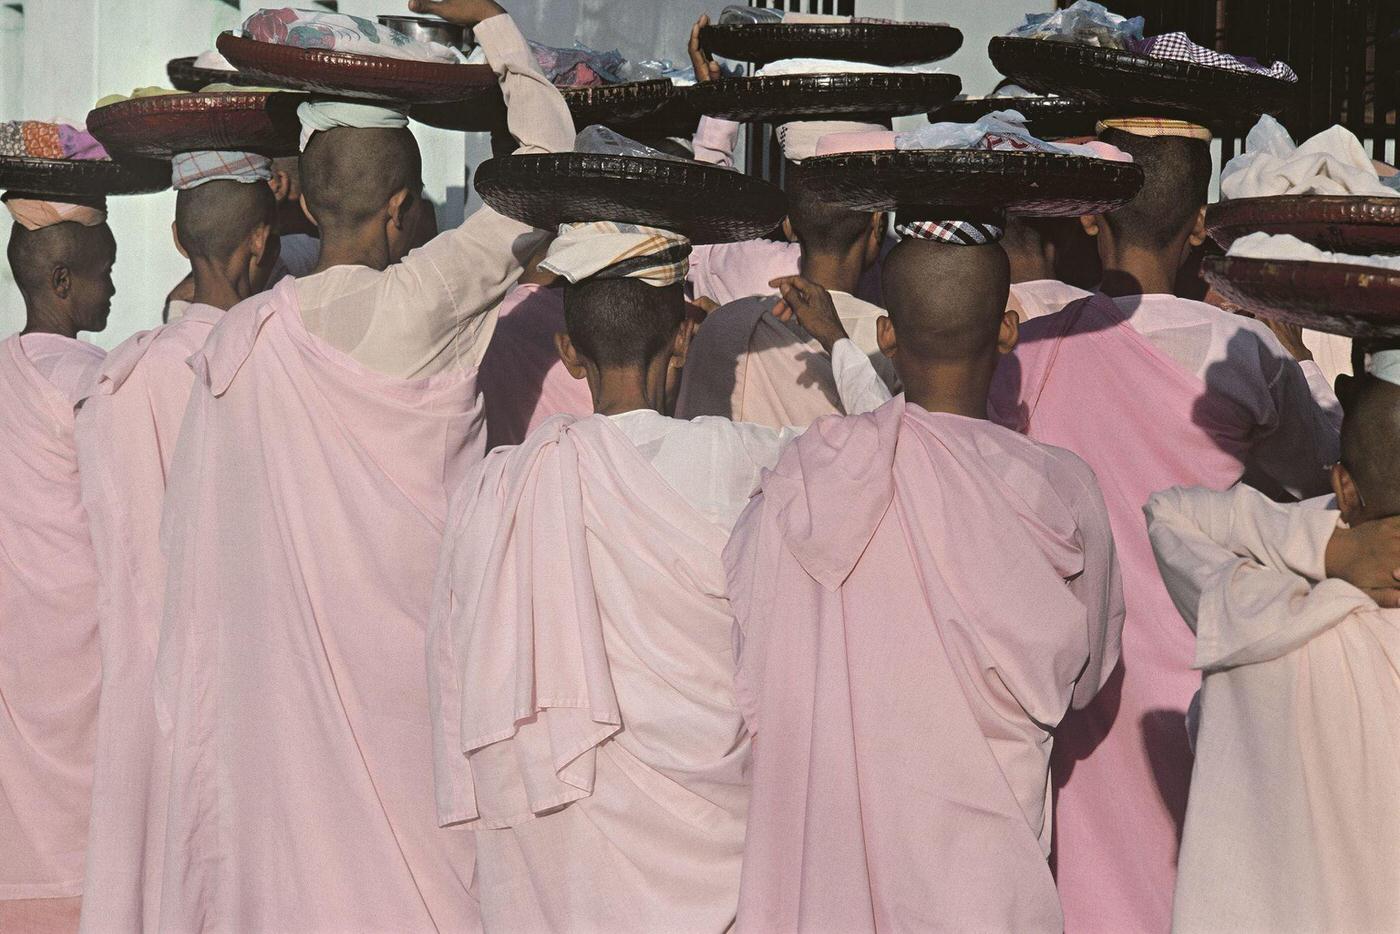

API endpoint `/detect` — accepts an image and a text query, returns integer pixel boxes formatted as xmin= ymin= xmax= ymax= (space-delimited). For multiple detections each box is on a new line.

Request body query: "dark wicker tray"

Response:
xmin=474 ymin=153 xmax=786 ymax=244
xmin=1207 ymin=195 xmax=1400 ymax=254
xmin=1202 ymin=255 xmax=1400 ymax=339
xmin=87 ymin=92 xmax=302 ymax=158
xmin=700 ymin=22 xmax=962 ymax=66
xmin=988 ymin=36 xmax=1295 ymax=122
xmin=217 ymin=32 xmax=496 ymax=102
xmin=411 ymin=79 xmax=678 ymax=133
xmin=797 ymin=149 xmax=1144 ymax=217
xmin=0 ymin=155 xmax=170 ymax=197
xmin=167 ymin=55 xmax=269 ymax=92
xmin=690 ymin=73 xmax=961 ymax=122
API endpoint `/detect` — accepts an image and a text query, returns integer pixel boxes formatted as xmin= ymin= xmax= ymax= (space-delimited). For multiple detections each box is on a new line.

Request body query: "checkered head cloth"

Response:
xmin=171 ymin=150 xmax=273 ymax=190
xmin=894 ymin=219 xmax=1004 ymax=245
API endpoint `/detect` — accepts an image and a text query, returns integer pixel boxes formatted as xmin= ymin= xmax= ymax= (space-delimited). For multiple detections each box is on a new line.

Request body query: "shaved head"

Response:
xmin=7 ymin=220 xmax=117 ymax=333
xmin=300 ymin=126 xmax=421 ymax=231
xmin=564 ymin=278 xmax=684 ymax=369
xmin=176 ymin=179 xmax=276 ymax=261
xmin=1340 ymin=375 xmax=1400 ymax=519
xmin=881 ymin=238 xmax=1011 ymax=361
xmin=1098 ymin=128 xmax=1212 ymax=250
xmin=786 ymin=167 xmax=879 ymax=256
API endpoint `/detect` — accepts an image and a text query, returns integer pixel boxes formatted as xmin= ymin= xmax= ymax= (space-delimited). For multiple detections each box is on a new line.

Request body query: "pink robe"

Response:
xmin=724 ymin=398 xmax=1123 ymax=933
xmin=0 ymin=333 xmax=105 ymax=919
xmin=155 ymin=279 xmax=480 ymax=932
xmin=1008 ymin=279 xmax=1091 ymax=322
xmin=429 ymin=415 xmax=748 ymax=932
xmin=72 ymin=305 xmax=221 ymax=933
xmin=478 ymin=282 xmax=589 ymax=448
xmin=988 ymin=294 xmax=1261 ymax=934
xmin=1146 ymin=486 xmax=1400 ymax=934
xmin=675 ymin=291 xmax=896 ymax=428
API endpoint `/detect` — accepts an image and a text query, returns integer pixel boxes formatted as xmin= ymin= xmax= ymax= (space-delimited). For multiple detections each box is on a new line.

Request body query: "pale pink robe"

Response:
xmin=988 ymin=292 xmax=1335 ymax=934
xmin=153 ymin=14 xmax=574 ymax=930
xmin=72 ymin=304 xmax=221 ymax=934
xmin=429 ymin=415 xmax=750 ymax=933
xmin=724 ymin=398 xmax=1123 ymax=932
xmin=675 ymin=290 xmax=897 ymax=427
xmin=0 ymin=333 xmax=105 ymax=924
xmin=1146 ymin=486 xmax=1400 ymax=934
xmin=1008 ymin=278 xmax=1091 ymax=322
xmin=478 ymin=282 xmax=589 ymax=448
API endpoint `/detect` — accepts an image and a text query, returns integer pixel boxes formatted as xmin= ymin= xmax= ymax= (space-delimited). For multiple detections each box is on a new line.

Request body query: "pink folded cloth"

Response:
xmin=815 ymin=130 xmax=896 ymax=155
xmin=59 ymin=125 xmax=110 ymax=161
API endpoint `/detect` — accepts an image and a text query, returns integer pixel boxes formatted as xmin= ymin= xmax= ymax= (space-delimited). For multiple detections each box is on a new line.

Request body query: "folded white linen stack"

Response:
xmin=1227 ymin=232 xmax=1400 ymax=272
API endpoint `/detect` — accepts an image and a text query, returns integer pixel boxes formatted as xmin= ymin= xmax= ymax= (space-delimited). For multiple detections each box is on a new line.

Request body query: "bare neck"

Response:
xmin=896 ymin=355 xmax=997 ymax=420
xmin=311 ymin=226 xmax=391 ymax=275
xmin=1098 ymin=243 xmax=1183 ymax=298
xmin=20 ymin=301 xmax=80 ymax=339
xmin=798 ymin=248 xmax=866 ymax=298
xmin=589 ymin=362 xmax=671 ymax=417
xmin=190 ymin=256 xmax=253 ymax=311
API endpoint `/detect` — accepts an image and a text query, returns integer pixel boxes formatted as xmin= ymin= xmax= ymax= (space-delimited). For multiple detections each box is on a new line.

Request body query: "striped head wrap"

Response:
xmin=540 ymin=221 xmax=691 ymax=287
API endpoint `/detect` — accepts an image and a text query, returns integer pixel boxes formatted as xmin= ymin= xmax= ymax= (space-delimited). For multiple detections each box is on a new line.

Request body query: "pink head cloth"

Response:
xmin=3 ymin=197 xmax=108 ymax=231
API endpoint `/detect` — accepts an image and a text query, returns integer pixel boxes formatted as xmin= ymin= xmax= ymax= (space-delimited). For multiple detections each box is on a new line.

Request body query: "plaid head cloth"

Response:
xmin=540 ymin=221 xmax=691 ymax=287
xmin=171 ymin=150 xmax=273 ymax=190
xmin=1130 ymin=32 xmax=1298 ymax=83
xmin=894 ymin=219 xmax=1004 ymax=245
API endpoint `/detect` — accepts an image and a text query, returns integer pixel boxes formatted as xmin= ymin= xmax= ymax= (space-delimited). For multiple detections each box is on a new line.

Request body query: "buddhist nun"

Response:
xmin=675 ymin=167 xmax=896 ymax=427
xmin=1002 ymin=215 xmax=1092 ymax=322
xmin=1147 ymin=358 xmax=1400 ymax=932
xmin=152 ymin=1 xmax=574 ymax=929
xmin=72 ymin=151 xmax=278 ymax=934
xmin=987 ymin=120 xmax=1341 ymax=934
xmin=428 ymin=222 xmax=891 ymax=933
xmin=0 ymin=195 xmax=112 ymax=932
xmin=726 ymin=237 xmax=1123 ymax=932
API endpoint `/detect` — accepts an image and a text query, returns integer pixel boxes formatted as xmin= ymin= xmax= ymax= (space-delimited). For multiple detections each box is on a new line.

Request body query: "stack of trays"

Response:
xmin=1203 ymin=196 xmax=1400 ymax=339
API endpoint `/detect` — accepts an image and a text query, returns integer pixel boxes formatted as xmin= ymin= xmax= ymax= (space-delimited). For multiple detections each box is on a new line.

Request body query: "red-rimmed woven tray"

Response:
xmin=87 ymin=92 xmax=303 ymax=158
xmin=474 ymin=153 xmax=785 ymax=244
xmin=216 ymin=32 xmax=496 ymax=102
xmin=700 ymin=22 xmax=962 ymax=66
xmin=1207 ymin=196 xmax=1400 ymax=255
xmin=1202 ymin=255 xmax=1400 ymax=339
xmin=411 ymin=79 xmax=678 ymax=134
xmin=0 ymin=155 xmax=170 ymax=197
xmin=796 ymin=149 xmax=1145 ymax=217
xmin=167 ymin=56 xmax=268 ymax=92
xmin=690 ymin=73 xmax=961 ymax=122
xmin=988 ymin=36 xmax=1295 ymax=122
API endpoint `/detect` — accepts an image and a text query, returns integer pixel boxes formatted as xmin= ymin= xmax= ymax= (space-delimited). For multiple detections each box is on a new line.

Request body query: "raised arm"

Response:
xmin=374 ymin=2 xmax=575 ymax=371
xmin=771 ymin=274 xmax=893 ymax=415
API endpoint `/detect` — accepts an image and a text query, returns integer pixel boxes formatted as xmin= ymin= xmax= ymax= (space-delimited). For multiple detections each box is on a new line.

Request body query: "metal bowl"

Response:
xmin=376 ymin=15 xmax=472 ymax=51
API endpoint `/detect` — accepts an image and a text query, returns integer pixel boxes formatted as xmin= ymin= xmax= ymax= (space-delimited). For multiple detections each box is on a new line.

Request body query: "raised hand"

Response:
xmin=688 ymin=14 xmax=723 ymax=83
xmin=769 ymin=275 xmax=848 ymax=353
xmin=408 ymin=0 xmax=506 ymax=27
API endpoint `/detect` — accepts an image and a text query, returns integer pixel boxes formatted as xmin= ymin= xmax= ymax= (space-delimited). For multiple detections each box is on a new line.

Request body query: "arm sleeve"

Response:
xmin=831 ymin=337 xmax=893 ymax=415
xmin=366 ymin=15 xmax=574 ymax=373
xmin=1246 ymin=348 xmax=1341 ymax=500
xmin=1145 ymin=485 xmax=1368 ymax=671
xmin=1299 ymin=359 xmax=1345 ymax=431
xmin=1063 ymin=460 xmax=1125 ymax=709
xmin=692 ymin=116 xmax=741 ymax=168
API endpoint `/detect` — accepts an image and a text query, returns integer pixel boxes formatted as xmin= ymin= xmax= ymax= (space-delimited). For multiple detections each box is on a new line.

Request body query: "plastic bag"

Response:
xmin=1008 ymin=0 xmax=1144 ymax=48
xmin=718 ymin=5 xmax=782 ymax=25
xmin=897 ymin=110 xmax=1131 ymax=162
xmin=574 ymin=125 xmax=691 ymax=163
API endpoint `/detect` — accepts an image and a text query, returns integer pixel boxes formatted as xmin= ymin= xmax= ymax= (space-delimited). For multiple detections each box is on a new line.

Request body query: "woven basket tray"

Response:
xmin=690 ymin=73 xmax=961 ymax=122
xmin=797 ymin=149 xmax=1144 ymax=217
xmin=474 ymin=153 xmax=786 ymax=244
xmin=0 ymin=155 xmax=170 ymax=197
xmin=411 ymin=79 xmax=677 ymax=133
xmin=87 ymin=92 xmax=302 ymax=158
xmin=1207 ymin=196 xmax=1400 ymax=254
xmin=1202 ymin=255 xmax=1400 ymax=339
xmin=988 ymin=36 xmax=1295 ymax=121
xmin=217 ymin=33 xmax=496 ymax=102
xmin=700 ymin=22 xmax=963 ymax=66
xmin=929 ymin=96 xmax=1102 ymax=139
xmin=167 ymin=56 xmax=269 ymax=92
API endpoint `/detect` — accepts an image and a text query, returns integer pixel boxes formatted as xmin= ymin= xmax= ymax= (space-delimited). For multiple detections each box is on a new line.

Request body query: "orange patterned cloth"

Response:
xmin=19 ymin=121 xmax=64 ymax=159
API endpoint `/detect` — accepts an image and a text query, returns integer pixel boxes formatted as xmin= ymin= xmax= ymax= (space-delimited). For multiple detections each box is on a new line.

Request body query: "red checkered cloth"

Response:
xmin=170 ymin=150 xmax=273 ymax=190
xmin=894 ymin=219 xmax=1003 ymax=245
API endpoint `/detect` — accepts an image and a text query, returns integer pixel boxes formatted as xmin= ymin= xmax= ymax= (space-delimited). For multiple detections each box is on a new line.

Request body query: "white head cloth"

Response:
xmin=777 ymin=120 xmax=884 ymax=162
xmin=540 ymin=221 xmax=691 ymax=287
xmin=296 ymin=100 xmax=409 ymax=151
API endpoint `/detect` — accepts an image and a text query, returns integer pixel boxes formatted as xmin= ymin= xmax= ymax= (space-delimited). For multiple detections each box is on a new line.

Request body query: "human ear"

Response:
xmin=52 ymin=264 xmax=72 ymax=300
xmin=781 ymin=217 xmax=796 ymax=243
xmin=1333 ymin=462 xmax=1364 ymax=525
xmin=876 ymin=314 xmax=896 ymax=359
xmin=387 ymin=188 xmax=413 ymax=231
xmin=299 ymin=193 xmax=317 ymax=226
xmin=1078 ymin=214 xmax=1101 ymax=238
xmin=554 ymin=331 xmax=588 ymax=380
xmin=1187 ymin=205 xmax=1208 ymax=248
xmin=172 ymin=220 xmax=188 ymax=259
xmin=997 ymin=309 xmax=1020 ymax=355
xmin=671 ymin=317 xmax=698 ymax=369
